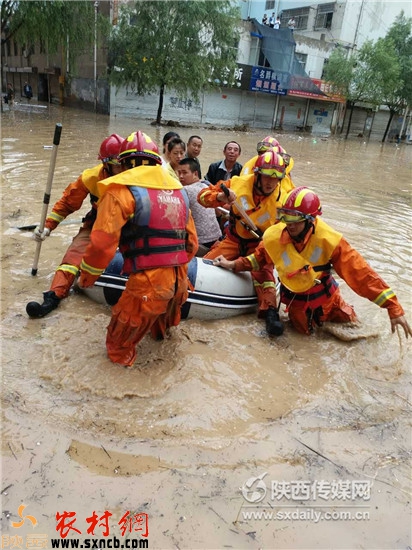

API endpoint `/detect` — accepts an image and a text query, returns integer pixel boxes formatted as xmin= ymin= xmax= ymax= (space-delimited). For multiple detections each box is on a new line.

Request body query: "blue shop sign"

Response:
xmin=250 ymin=66 xmax=288 ymax=95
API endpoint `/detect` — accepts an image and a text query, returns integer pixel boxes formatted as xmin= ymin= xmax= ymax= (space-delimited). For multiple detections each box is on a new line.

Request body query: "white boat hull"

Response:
xmin=77 ymin=251 xmax=258 ymax=321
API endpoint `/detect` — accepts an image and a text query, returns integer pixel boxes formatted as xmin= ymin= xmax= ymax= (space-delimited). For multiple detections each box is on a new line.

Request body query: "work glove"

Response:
xmin=33 ymin=227 xmax=51 ymax=242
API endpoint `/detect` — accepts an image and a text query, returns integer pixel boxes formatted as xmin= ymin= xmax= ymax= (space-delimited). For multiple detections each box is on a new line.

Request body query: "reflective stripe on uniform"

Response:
xmin=56 ymin=264 xmax=79 ymax=276
xmin=48 ymin=211 xmax=65 ymax=224
xmin=79 ymin=259 xmax=104 ymax=277
xmin=373 ymin=288 xmax=396 ymax=307
xmin=246 ymin=253 xmax=260 ymax=271
xmin=253 ymin=280 xmax=277 ymax=290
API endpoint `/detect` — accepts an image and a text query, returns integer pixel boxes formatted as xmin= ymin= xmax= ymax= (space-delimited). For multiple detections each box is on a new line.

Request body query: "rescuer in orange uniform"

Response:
xmin=214 ymin=187 xmax=412 ymax=338
xmin=78 ymin=131 xmax=198 ymax=367
xmin=26 ymin=134 xmax=124 ymax=318
xmin=197 ymin=149 xmax=289 ymax=336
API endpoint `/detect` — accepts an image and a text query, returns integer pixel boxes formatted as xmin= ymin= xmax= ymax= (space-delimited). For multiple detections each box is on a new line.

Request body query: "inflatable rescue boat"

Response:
xmin=78 ymin=251 xmax=258 ymax=321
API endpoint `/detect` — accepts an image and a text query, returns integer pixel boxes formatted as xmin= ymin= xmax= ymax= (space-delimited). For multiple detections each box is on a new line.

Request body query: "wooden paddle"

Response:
xmin=31 ymin=123 xmax=62 ymax=276
xmin=220 ymin=183 xmax=261 ymax=239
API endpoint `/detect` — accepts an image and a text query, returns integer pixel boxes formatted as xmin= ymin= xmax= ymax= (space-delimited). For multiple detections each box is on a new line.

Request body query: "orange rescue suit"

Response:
xmin=234 ymin=218 xmax=404 ymax=334
xmin=79 ymin=164 xmax=198 ymax=366
xmin=45 ymin=164 xmax=107 ymax=299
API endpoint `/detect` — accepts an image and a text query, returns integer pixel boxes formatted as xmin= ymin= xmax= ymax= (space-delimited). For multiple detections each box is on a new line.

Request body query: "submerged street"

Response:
xmin=1 ymin=103 xmax=411 ymax=548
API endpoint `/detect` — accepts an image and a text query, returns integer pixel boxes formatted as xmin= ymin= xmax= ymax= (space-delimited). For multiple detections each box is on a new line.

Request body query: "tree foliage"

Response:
xmin=324 ymin=40 xmax=400 ymax=107
xmin=322 ymin=46 xmax=354 ymax=100
xmin=108 ymin=0 xmax=241 ymax=123
xmin=324 ymin=18 xmax=408 ymax=140
xmin=353 ymin=39 xmax=401 ymax=107
xmin=382 ymin=11 xmax=412 ymax=110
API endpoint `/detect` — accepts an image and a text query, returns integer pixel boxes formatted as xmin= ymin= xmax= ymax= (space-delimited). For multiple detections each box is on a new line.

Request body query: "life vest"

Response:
xmin=263 ymin=218 xmax=343 ymax=308
xmin=96 ymin=164 xmax=183 ymax=196
xmin=120 ymin=185 xmax=190 ymax=272
xmin=79 ymin=165 xmax=108 ymax=226
xmin=82 ymin=164 xmax=106 ymax=204
xmin=228 ymin=174 xmax=287 ymax=240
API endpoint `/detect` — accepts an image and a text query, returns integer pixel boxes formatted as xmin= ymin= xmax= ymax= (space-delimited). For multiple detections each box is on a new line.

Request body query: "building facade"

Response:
xmin=2 ymin=0 xmax=410 ymax=140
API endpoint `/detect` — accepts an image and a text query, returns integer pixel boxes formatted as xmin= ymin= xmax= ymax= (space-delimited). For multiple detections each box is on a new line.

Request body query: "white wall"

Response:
xmin=110 ymin=84 xmax=340 ymax=134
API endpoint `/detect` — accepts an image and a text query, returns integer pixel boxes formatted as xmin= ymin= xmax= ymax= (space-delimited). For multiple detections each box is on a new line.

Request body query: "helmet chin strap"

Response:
xmin=289 ymin=220 xmax=314 ymax=242
xmin=254 ymin=174 xmax=281 ymax=198
xmin=104 ymin=164 xmax=113 ymax=177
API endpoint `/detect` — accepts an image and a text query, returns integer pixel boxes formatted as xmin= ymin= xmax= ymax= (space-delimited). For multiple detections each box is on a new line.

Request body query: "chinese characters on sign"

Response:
xmin=288 ymin=76 xmax=345 ymax=102
xmin=250 ymin=66 xmax=288 ymax=95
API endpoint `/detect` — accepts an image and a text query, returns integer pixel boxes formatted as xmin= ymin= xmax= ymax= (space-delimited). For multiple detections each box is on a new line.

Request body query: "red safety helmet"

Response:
xmin=98 ymin=134 xmax=123 ymax=164
xmin=254 ymin=150 xmax=286 ymax=179
xmin=256 ymin=136 xmax=281 ymax=154
xmin=277 ymin=187 xmax=322 ymax=223
xmin=119 ymin=131 xmax=161 ymax=165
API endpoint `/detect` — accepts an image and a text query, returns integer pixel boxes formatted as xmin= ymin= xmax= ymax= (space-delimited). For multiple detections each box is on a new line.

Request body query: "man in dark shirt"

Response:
xmin=205 ymin=141 xmax=242 ymax=184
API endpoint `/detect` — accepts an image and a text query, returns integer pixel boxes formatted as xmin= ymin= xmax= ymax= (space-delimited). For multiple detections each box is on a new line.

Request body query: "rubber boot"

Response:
xmin=265 ymin=307 xmax=284 ymax=336
xmin=26 ymin=291 xmax=61 ymax=318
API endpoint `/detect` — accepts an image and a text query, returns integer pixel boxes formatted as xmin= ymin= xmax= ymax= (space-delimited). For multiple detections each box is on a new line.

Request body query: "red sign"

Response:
xmin=288 ymin=77 xmax=345 ymax=103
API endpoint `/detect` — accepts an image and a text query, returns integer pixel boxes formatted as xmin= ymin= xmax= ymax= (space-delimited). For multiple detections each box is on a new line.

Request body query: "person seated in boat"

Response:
xmin=185 ymin=135 xmax=203 ymax=178
xmin=214 ymin=187 xmax=412 ymax=338
xmin=26 ymin=134 xmax=124 ymax=318
xmin=164 ymin=137 xmax=186 ymax=180
xmin=161 ymin=131 xmax=180 ymax=166
xmin=205 ymin=141 xmax=243 ymax=231
xmin=205 ymin=141 xmax=243 ymax=184
xmin=197 ymin=150 xmax=289 ymax=336
xmin=241 ymin=135 xmax=295 ymax=193
xmin=178 ymin=157 xmax=222 ymax=253
xmin=78 ymin=131 xmax=198 ymax=367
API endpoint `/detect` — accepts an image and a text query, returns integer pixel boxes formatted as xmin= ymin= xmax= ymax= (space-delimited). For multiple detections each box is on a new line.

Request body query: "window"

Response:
xmin=295 ymin=52 xmax=308 ymax=70
xmin=315 ymin=3 xmax=335 ymax=30
xmin=258 ymin=51 xmax=271 ymax=69
xmin=280 ymin=8 xmax=310 ymax=31
xmin=265 ymin=0 xmax=275 ymax=10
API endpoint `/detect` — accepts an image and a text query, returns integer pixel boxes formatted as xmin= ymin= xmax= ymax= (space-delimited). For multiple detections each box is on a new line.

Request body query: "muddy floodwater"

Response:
xmin=1 ymin=102 xmax=411 ymax=549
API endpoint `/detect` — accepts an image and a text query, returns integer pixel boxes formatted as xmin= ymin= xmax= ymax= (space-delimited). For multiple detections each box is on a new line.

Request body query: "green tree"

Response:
xmin=322 ymin=45 xmax=354 ymax=99
xmin=108 ymin=0 xmax=241 ymax=124
xmin=380 ymin=11 xmax=412 ymax=142
xmin=324 ymin=40 xmax=401 ymax=138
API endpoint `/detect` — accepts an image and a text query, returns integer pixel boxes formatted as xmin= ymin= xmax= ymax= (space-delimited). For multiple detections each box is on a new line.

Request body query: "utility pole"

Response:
xmin=94 ymin=1 xmax=98 ymax=113
xmin=353 ymin=0 xmax=365 ymax=52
